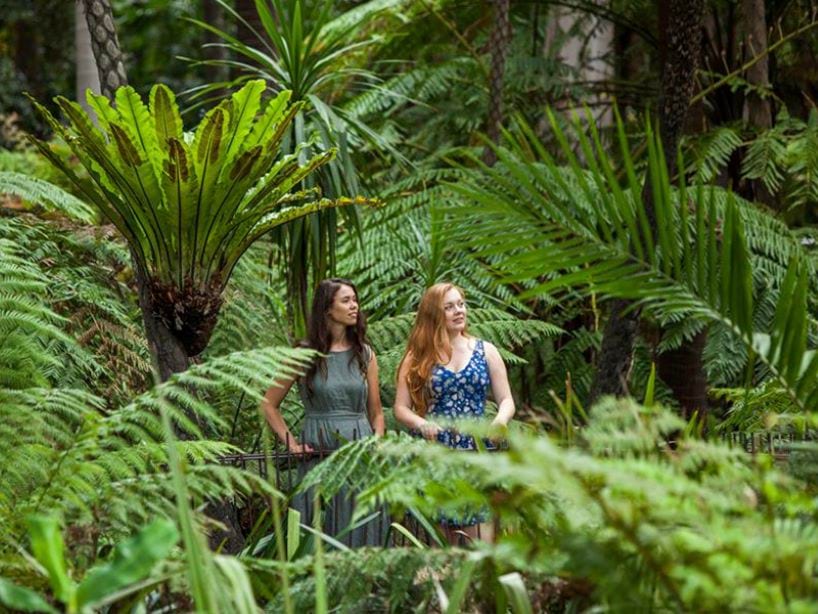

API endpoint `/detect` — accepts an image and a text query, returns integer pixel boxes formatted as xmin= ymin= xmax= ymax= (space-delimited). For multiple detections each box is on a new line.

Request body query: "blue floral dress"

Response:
xmin=426 ymin=339 xmax=492 ymax=527
xmin=427 ymin=339 xmax=491 ymax=450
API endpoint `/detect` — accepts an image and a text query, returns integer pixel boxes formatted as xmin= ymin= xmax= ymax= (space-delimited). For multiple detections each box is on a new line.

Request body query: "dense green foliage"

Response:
xmin=4 ymin=0 xmax=818 ymax=611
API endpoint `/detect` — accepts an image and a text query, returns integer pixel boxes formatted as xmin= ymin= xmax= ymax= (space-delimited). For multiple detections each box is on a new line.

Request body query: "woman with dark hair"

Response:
xmin=261 ymin=278 xmax=385 ymax=546
xmin=394 ymin=282 xmax=515 ymax=544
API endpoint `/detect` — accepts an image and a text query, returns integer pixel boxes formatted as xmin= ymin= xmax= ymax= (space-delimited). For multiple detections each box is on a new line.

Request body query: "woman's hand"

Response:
xmin=489 ymin=417 xmax=509 ymax=442
xmin=419 ymin=420 xmax=442 ymax=441
xmin=288 ymin=441 xmax=314 ymax=454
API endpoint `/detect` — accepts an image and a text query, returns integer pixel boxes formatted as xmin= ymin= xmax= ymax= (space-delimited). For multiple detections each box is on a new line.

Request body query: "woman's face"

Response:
xmin=441 ymin=287 xmax=466 ymax=334
xmin=327 ymin=284 xmax=359 ymax=327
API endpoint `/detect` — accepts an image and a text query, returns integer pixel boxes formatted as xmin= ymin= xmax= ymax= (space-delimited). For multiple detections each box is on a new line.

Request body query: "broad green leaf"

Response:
xmin=150 ymin=83 xmax=183 ymax=150
xmin=286 ymin=508 xmax=301 ymax=560
xmin=26 ymin=516 xmax=73 ymax=604
xmin=75 ymin=519 xmax=178 ymax=608
xmin=0 ymin=578 xmax=57 ymax=614
xmin=245 ymin=89 xmax=292 ymax=151
xmin=498 ymin=572 xmax=534 ymax=614
xmin=222 ymin=79 xmax=266 ymax=171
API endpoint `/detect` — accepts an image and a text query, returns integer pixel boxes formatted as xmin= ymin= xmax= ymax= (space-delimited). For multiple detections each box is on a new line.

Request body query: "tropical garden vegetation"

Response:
xmin=2 ymin=0 xmax=818 ymax=611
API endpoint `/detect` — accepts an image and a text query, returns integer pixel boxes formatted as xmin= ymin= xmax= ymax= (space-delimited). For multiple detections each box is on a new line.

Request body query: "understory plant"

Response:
xmin=289 ymin=397 xmax=818 ymax=611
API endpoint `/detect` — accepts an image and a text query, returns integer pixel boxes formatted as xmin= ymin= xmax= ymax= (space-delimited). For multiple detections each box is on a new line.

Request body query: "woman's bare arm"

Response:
xmin=484 ymin=342 xmax=515 ymax=426
xmin=394 ymin=354 xmax=440 ymax=440
xmin=366 ymin=350 xmax=386 ymax=436
xmin=260 ymin=376 xmax=313 ymax=453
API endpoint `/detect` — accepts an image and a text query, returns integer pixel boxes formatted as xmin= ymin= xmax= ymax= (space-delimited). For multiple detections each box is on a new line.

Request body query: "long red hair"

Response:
xmin=399 ymin=283 xmax=468 ymax=416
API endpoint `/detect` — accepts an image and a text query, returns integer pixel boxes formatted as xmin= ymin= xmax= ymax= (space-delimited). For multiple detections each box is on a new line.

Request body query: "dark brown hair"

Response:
xmin=302 ymin=278 xmax=369 ymax=394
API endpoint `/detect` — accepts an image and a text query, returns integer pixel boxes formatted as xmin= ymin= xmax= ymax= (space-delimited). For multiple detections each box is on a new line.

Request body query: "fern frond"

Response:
xmin=0 ymin=171 xmax=97 ymax=223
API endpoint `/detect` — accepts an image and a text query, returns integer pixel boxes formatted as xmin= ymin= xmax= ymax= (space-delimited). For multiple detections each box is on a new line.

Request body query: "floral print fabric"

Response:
xmin=425 ymin=339 xmax=491 ymax=527
xmin=427 ymin=339 xmax=491 ymax=449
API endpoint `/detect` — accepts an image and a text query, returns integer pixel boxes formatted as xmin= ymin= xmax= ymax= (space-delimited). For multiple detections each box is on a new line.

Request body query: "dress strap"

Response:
xmin=475 ymin=339 xmax=485 ymax=355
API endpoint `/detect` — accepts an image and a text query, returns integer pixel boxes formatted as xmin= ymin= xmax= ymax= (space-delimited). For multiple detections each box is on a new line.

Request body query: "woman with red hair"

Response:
xmin=394 ymin=282 xmax=515 ymax=542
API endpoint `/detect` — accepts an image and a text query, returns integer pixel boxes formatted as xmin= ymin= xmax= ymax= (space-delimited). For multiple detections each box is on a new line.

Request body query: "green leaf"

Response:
xmin=644 ymin=362 xmax=656 ymax=407
xmin=26 ymin=516 xmax=73 ymax=604
xmin=498 ymin=572 xmax=534 ymax=614
xmin=444 ymin=558 xmax=477 ymax=614
xmin=245 ymin=89 xmax=293 ymax=151
xmin=115 ymin=86 xmax=161 ymax=165
xmin=222 ymin=79 xmax=266 ymax=171
xmin=150 ymin=83 xmax=184 ymax=150
xmin=389 ymin=522 xmax=427 ymax=549
xmin=0 ymin=578 xmax=57 ymax=613
xmin=75 ymin=519 xmax=178 ymax=608
xmin=286 ymin=508 xmax=301 ymax=560
xmin=213 ymin=556 xmax=258 ymax=614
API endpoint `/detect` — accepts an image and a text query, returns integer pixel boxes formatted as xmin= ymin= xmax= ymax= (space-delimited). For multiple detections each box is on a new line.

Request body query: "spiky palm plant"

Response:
xmin=28 ymin=80 xmax=371 ymax=376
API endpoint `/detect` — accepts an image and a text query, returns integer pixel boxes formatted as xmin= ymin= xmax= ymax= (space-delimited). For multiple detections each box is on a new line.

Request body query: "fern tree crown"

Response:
xmin=29 ymin=80 xmax=372 ymax=355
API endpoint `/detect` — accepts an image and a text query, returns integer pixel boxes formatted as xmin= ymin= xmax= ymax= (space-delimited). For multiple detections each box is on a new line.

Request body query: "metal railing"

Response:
xmin=219 ymin=429 xmax=500 ymax=547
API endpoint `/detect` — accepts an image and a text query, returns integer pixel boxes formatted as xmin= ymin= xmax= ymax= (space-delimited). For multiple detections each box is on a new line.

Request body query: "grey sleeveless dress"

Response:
xmin=299 ymin=348 xmax=373 ymax=448
xmin=294 ymin=348 xmax=386 ymax=547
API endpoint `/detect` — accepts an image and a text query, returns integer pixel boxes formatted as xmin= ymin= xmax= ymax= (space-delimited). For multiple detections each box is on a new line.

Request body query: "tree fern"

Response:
xmin=338 ymin=159 xmax=529 ymax=321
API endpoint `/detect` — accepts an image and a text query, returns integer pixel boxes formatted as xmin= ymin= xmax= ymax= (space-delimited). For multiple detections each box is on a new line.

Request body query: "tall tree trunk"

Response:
xmin=656 ymin=329 xmax=708 ymax=419
xmin=483 ymin=0 xmax=511 ymax=165
xmin=740 ymin=0 xmax=775 ymax=207
xmin=741 ymin=0 xmax=772 ymax=130
xmin=78 ymin=0 xmax=188 ymax=381
xmin=77 ymin=0 xmax=185 ymax=379
xmin=77 ymin=0 xmax=244 ymax=555
xmin=590 ymin=0 xmax=705 ymax=406
xmin=75 ymin=2 xmax=101 ymax=117
xmin=555 ymin=2 xmax=614 ymax=126
xmin=77 ymin=0 xmax=127 ymax=99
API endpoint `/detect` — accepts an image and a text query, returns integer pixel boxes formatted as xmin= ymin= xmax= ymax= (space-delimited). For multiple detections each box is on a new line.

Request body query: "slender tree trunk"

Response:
xmin=590 ymin=0 xmax=705 ymax=406
xmin=741 ymin=0 xmax=772 ymax=130
xmin=75 ymin=2 xmax=101 ymax=116
xmin=652 ymin=1 xmax=712 ymax=419
xmin=77 ymin=0 xmax=182 ymax=378
xmin=77 ymin=0 xmax=127 ymax=99
xmin=483 ymin=0 xmax=511 ymax=165
xmin=132 ymin=261 xmax=190 ymax=380
xmin=78 ymin=0 xmax=244 ymax=555
xmin=740 ymin=0 xmax=775 ymax=207
xmin=78 ymin=0 xmax=188 ymax=381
